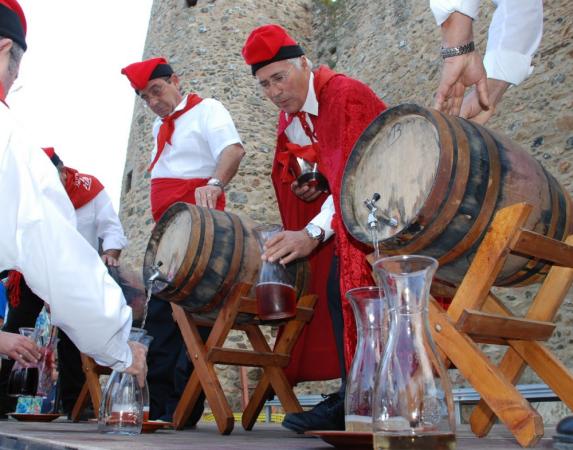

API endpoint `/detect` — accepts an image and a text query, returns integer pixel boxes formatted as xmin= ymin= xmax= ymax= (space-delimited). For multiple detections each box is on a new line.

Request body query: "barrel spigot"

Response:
xmin=148 ymin=261 xmax=171 ymax=286
xmin=364 ymin=193 xmax=398 ymax=229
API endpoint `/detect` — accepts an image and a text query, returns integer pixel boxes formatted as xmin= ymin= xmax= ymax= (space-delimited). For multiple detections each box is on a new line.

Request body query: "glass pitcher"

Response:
xmin=139 ymin=334 xmax=153 ymax=423
xmin=372 ymin=255 xmax=456 ymax=450
xmin=345 ymin=286 xmax=387 ymax=432
xmin=254 ymin=224 xmax=297 ymax=321
xmin=7 ymin=327 xmax=41 ymax=397
xmin=98 ymin=327 xmax=149 ymax=435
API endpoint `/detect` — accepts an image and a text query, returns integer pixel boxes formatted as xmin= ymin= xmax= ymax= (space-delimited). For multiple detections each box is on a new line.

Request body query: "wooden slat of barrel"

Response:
xmin=143 ymin=203 xmax=309 ymax=323
xmin=341 ymin=104 xmax=573 ymax=287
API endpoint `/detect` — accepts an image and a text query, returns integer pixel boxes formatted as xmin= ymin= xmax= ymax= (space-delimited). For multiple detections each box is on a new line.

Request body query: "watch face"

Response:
xmin=306 ymin=224 xmax=321 ymax=239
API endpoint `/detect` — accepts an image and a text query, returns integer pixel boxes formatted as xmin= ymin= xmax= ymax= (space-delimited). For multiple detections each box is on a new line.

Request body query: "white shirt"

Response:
xmin=0 ymin=103 xmax=133 ymax=371
xmin=150 ymin=96 xmax=242 ymax=180
xmin=430 ymin=0 xmax=543 ymax=85
xmin=76 ymin=190 xmax=127 ymax=252
xmin=285 ymin=72 xmax=335 ymax=241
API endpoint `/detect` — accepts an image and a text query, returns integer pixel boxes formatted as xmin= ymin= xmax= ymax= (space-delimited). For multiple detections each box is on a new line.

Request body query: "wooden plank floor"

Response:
xmin=0 ymin=419 xmax=559 ymax=449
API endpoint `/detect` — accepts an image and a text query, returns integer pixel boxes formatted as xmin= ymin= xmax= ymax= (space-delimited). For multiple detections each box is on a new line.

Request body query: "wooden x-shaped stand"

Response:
xmin=428 ymin=202 xmax=573 ymax=447
xmin=171 ymin=282 xmax=317 ymax=434
xmin=70 ymin=354 xmax=110 ymax=422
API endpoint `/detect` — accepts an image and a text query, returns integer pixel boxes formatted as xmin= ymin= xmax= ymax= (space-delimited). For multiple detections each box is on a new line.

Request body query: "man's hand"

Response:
xmin=291 ymin=180 xmax=322 ymax=202
xmin=124 ymin=341 xmax=148 ymax=388
xmin=460 ymin=78 xmax=510 ymax=125
xmin=101 ymin=249 xmax=121 ymax=267
xmin=261 ymin=230 xmax=320 ymax=265
xmin=434 ymin=11 xmax=489 ymax=117
xmin=0 ymin=331 xmax=41 ymax=366
xmin=195 ymin=185 xmax=223 ymax=209
xmin=434 ymin=51 xmax=489 ymax=116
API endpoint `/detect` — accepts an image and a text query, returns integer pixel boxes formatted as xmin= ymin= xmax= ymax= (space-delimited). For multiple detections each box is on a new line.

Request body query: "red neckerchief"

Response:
xmin=276 ymin=66 xmax=338 ymax=183
xmin=63 ymin=167 xmax=105 ymax=209
xmin=0 ymin=82 xmax=8 ymax=107
xmin=148 ymin=94 xmax=203 ymax=172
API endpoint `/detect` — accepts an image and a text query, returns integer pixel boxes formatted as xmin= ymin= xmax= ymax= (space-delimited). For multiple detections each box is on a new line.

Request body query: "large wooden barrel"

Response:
xmin=143 ymin=203 xmax=309 ymax=322
xmin=341 ymin=104 xmax=573 ymax=286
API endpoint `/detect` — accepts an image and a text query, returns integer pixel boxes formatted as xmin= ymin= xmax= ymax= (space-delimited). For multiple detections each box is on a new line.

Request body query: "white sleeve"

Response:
xmin=483 ymin=0 xmax=543 ymax=85
xmin=90 ymin=190 xmax=128 ymax=252
xmin=0 ymin=108 xmax=133 ymax=371
xmin=309 ymin=195 xmax=335 ymax=241
xmin=201 ymin=99 xmax=243 ymax=160
xmin=430 ymin=0 xmax=481 ymax=26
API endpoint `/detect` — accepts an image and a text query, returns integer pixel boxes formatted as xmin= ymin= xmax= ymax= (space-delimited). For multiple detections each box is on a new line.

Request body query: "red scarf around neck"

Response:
xmin=64 ymin=167 xmax=104 ymax=210
xmin=276 ymin=66 xmax=338 ymax=183
xmin=148 ymin=94 xmax=203 ymax=172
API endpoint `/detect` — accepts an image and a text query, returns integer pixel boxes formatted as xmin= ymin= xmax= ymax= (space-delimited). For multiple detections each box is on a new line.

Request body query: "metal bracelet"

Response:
xmin=440 ymin=41 xmax=475 ymax=59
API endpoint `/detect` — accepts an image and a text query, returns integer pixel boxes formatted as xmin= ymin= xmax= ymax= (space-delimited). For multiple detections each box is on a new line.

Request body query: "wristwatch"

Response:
xmin=207 ymin=177 xmax=224 ymax=189
xmin=304 ymin=223 xmax=325 ymax=243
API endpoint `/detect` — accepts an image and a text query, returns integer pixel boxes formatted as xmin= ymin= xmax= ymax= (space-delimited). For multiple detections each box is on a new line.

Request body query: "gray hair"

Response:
xmin=287 ymin=56 xmax=313 ymax=70
xmin=0 ymin=36 xmax=24 ymax=80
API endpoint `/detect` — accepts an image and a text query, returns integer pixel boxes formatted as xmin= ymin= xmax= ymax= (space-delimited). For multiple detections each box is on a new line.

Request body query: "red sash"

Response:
xmin=150 ymin=177 xmax=225 ymax=222
xmin=149 ymin=94 xmax=203 ymax=172
xmin=63 ymin=167 xmax=104 ymax=210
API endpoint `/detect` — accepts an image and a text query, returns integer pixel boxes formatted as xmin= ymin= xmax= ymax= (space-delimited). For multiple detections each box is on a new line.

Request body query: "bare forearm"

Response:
xmin=441 ymin=11 xmax=473 ymax=47
xmin=212 ymin=144 xmax=245 ymax=186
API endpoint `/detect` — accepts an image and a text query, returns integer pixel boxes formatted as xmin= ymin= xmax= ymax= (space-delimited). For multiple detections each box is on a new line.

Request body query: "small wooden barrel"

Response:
xmin=143 ymin=203 xmax=309 ymax=322
xmin=341 ymin=104 xmax=573 ymax=286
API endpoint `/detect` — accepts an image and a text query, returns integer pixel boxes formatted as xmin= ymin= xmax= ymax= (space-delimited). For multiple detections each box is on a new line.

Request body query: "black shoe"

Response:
xmin=554 ymin=416 xmax=573 ymax=449
xmin=282 ymin=393 xmax=345 ymax=434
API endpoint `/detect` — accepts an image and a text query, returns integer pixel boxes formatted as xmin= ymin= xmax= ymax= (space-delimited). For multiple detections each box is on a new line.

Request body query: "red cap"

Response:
xmin=121 ymin=57 xmax=174 ymax=92
xmin=0 ymin=0 xmax=27 ymax=51
xmin=242 ymin=24 xmax=304 ymax=76
xmin=42 ymin=147 xmax=62 ymax=167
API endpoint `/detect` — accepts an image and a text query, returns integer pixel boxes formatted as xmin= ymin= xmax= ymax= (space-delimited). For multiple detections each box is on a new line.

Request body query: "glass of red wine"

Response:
xmin=254 ymin=224 xmax=297 ymax=321
xmin=7 ymin=328 xmax=41 ymax=397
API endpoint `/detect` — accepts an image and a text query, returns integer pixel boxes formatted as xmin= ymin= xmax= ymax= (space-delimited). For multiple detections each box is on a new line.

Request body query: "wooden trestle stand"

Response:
xmin=428 ymin=202 xmax=573 ymax=447
xmin=70 ymin=354 xmax=110 ymax=421
xmin=171 ymin=283 xmax=316 ymax=434
xmin=72 ymin=283 xmax=317 ymax=433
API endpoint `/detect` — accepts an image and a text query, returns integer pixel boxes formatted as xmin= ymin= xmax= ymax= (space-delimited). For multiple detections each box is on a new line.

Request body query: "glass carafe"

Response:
xmin=7 ymin=327 xmax=41 ymax=397
xmin=345 ymin=286 xmax=387 ymax=432
xmin=139 ymin=334 xmax=153 ymax=423
xmin=254 ymin=224 xmax=297 ymax=321
xmin=372 ymin=255 xmax=456 ymax=450
xmin=98 ymin=327 xmax=149 ymax=435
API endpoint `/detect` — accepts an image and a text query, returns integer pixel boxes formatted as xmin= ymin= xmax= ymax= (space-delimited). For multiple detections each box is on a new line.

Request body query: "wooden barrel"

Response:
xmin=143 ymin=203 xmax=309 ymax=322
xmin=341 ymin=104 xmax=573 ymax=286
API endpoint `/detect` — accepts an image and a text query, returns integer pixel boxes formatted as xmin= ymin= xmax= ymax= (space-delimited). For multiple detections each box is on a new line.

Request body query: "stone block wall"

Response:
xmin=119 ymin=0 xmax=573 ymax=417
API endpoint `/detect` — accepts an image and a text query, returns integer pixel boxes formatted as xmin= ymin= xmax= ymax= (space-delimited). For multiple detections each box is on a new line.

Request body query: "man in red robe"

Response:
xmin=242 ymin=24 xmax=387 ymax=432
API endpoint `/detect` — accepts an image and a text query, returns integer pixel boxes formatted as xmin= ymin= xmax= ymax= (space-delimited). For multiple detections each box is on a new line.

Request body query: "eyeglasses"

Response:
xmin=140 ymin=76 xmax=172 ymax=104
xmin=257 ymin=65 xmax=294 ymax=92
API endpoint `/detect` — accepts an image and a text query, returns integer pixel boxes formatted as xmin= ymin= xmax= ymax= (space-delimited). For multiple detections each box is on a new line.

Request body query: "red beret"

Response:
xmin=0 ymin=0 xmax=27 ymax=51
xmin=42 ymin=147 xmax=62 ymax=167
xmin=242 ymin=24 xmax=304 ymax=76
xmin=121 ymin=57 xmax=174 ymax=92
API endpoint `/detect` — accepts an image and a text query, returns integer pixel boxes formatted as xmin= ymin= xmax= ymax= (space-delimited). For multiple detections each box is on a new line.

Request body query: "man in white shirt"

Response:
xmin=0 ymin=0 xmax=146 ymax=412
xmin=121 ymin=57 xmax=245 ymax=425
xmin=430 ymin=0 xmax=543 ymax=123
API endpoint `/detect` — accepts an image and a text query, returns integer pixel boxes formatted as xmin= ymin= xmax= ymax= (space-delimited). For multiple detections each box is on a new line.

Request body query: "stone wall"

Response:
xmin=119 ymin=0 xmax=573 ymax=417
xmin=311 ymin=0 xmax=573 ymax=422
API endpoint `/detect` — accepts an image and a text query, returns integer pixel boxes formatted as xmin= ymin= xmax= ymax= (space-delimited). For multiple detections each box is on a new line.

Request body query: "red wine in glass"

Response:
xmin=7 ymin=366 xmax=39 ymax=397
xmin=256 ymin=282 xmax=297 ymax=321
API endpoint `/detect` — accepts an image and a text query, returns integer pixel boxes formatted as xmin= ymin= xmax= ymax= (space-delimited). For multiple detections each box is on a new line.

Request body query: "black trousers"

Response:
xmin=144 ymin=297 xmax=209 ymax=421
xmin=326 ymin=256 xmax=346 ymax=394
